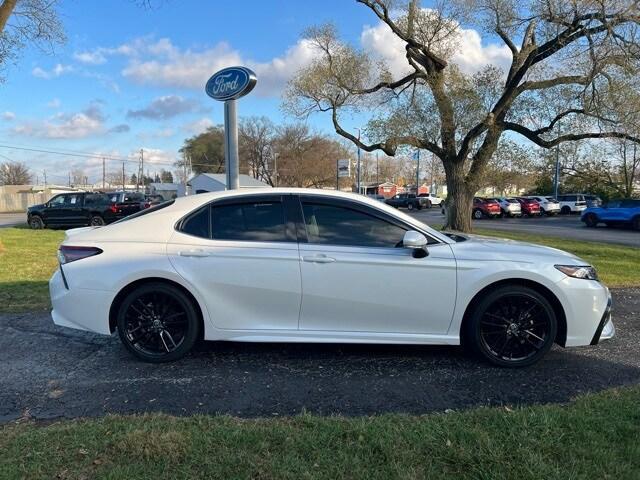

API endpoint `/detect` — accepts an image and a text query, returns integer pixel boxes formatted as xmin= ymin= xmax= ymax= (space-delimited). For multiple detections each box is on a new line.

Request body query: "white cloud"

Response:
xmin=2 ymin=111 xmax=15 ymax=121
xmin=360 ymin=16 xmax=511 ymax=77
xmin=31 ymin=63 xmax=74 ymax=79
xmin=183 ymin=117 xmax=214 ymax=136
xmin=134 ymin=147 xmax=176 ymax=166
xmin=46 ymin=98 xmax=61 ymax=109
xmin=73 ymin=50 xmax=107 ymax=65
xmin=13 ymin=103 xmax=106 ymax=139
xmin=119 ymin=37 xmax=316 ymax=97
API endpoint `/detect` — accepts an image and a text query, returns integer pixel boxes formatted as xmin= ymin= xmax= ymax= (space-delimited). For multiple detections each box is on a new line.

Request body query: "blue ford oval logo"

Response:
xmin=205 ymin=66 xmax=257 ymax=101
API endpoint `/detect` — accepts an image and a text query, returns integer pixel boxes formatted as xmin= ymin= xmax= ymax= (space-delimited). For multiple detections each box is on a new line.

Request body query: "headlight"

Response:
xmin=555 ymin=264 xmax=598 ymax=280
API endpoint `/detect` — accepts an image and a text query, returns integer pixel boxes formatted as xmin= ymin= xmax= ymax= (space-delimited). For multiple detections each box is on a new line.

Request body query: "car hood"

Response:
xmin=449 ymin=234 xmax=586 ymax=265
xmin=28 ymin=203 xmax=45 ymax=211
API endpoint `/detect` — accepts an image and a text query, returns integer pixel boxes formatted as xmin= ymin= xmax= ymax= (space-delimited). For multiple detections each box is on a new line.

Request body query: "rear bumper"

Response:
xmin=49 ymin=269 xmax=113 ymax=335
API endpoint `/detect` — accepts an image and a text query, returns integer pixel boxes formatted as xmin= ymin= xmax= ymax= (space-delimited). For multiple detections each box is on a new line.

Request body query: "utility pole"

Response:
xmin=43 ymin=170 xmax=47 ymax=191
xmin=553 ymin=146 xmax=560 ymax=199
xmin=356 ymin=127 xmax=361 ymax=194
xmin=102 ymin=157 xmax=106 ymax=189
xmin=415 ymin=150 xmax=420 ymax=194
xmin=274 ymin=153 xmax=278 ymax=187
xmin=376 ymin=152 xmax=379 ymax=184
xmin=122 ymin=162 xmax=125 ymax=191
xmin=140 ymin=149 xmax=144 ymax=191
xmin=68 ymin=172 xmax=71 ymax=187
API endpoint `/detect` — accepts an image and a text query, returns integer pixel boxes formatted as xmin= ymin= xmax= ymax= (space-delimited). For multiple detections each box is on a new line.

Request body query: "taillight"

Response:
xmin=143 ymin=202 xmax=151 ymax=209
xmin=57 ymin=246 xmax=103 ymax=264
xmin=109 ymin=204 xmax=118 ymax=213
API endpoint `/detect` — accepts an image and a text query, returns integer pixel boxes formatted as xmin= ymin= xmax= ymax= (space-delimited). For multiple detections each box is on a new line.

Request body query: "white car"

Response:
xmin=557 ymin=194 xmax=588 ymax=214
xmin=50 ymin=188 xmax=614 ymax=368
xmin=528 ymin=196 xmax=561 ymax=215
xmin=495 ymin=197 xmax=522 ymax=217
xmin=418 ymin=193 xmax=443 ymax=206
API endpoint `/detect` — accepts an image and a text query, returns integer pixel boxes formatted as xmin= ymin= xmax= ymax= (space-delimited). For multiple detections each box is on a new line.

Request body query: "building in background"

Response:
xmin=148 ymin=182 xmax=186 ymax=200
xmin=187 ymin=173 xmax=271 ymax=194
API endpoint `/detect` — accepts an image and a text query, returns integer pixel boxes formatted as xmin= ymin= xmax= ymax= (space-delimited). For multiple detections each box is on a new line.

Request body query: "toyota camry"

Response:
xmin=50 ymin=188 xmax=614 ymax=367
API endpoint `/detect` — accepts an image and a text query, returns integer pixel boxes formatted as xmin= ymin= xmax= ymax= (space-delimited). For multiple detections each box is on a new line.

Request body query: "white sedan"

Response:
xmin=50 ymin=188 xmax=614 ymax=367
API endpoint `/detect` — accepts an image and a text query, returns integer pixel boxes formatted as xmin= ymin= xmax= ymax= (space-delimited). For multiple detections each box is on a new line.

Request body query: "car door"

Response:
xmin=296 ymin=195 xmax=457 ymax=335
xmin=42 ymin=194 xmax=66 ymax=225
xmin=166 ymin=194 xmax=302 ymax=331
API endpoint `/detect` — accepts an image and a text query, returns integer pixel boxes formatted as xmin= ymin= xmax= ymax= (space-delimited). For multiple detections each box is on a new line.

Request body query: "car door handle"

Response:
xmin=302 ymin=254 xmax=336 ymax=264
xmin=178 ymin=249 xmax=210 ymax=258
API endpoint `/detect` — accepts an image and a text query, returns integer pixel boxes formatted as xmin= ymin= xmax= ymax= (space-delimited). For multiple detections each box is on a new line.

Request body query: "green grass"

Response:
xmin=0 ymin=227 xmax=64 ymax=312
xmin=0 ymin=226 xmax=638 ymax=314
xmin=474 ymin=229 xmax=640 ymax=287
xmin=2 ymin=386 xmax=639 ymax=479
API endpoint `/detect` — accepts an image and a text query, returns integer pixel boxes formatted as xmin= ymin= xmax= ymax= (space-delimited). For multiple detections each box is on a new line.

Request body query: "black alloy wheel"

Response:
xmin=584 ymin=213 xmax=598 ymax=228
xmin=473 ymin=209 xmax=483 ymax=220
xmin=466 ymin=286 xmax=557 ymax=367
xmin=117 ymin=283 xmax=200 ymax=362
xmin=90 ymin=215 xmax=106 ymax=226
xmin=29 ymin=216 xmax=44 ymax=229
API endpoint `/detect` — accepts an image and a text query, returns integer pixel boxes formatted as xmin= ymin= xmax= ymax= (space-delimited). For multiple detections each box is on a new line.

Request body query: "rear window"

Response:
xmin=111 ymin=200 xmax=175 ymax=224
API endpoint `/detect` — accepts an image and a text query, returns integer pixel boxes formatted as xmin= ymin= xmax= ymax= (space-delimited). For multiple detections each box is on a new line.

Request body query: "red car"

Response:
xmin=472 ymin=197 xmax=501 ymax=219
xmin=516 ymin=197 xmax=541 ymax=216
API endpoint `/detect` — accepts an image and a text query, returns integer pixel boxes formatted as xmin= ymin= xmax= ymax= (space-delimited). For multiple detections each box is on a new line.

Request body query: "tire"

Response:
xmin=561 ymin=206 xmax=571 ymax=215
xmin=90 ymin=215 xmax=105 ymax=226
xmin=584 ymin=213 xmax=598 ymax=228
xmin=426 ymin=200 xmax=432 ymax=209
xmin=29 ymin=215 xmax=44 ymax=229
xmin=116 ymin=283 xmax=200 ymax=363
xmin=633 ymin=216 xmax=640 ymax=231
xmin=473 ymin=209 xmax=483 ymax=220
xmin=464 ymin=285 xmax=557 ymax=368
xmin=407 ymin=202 xmax=414 ymax=210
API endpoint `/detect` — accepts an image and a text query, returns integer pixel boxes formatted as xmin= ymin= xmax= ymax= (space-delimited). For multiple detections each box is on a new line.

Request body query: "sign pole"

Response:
xmin=224 ymin=99 xmax=240 ymax=190
xmin=205 ymin=66 xmax=257 ymax=191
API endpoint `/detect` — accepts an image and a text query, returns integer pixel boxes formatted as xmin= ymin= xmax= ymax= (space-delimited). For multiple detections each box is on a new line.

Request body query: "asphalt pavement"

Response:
xmin=409 ymin=209 xmax=640 ymax=247
xmin=0 ymin=213 xmax=25 ymax=228
xmin=1 ymin=288 xmax=638 ymax=422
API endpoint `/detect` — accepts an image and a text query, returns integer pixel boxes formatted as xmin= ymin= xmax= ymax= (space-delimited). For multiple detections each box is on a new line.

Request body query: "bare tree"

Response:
xmin=0 ymin=0 xmax=65 ymax=79
xmin=286 ymin=0 xmax=640 ymax=231
xmin=239 ymin=116 xmax=277 ymax=185
xmin=0 ymin=160 xmax=31 ymax=184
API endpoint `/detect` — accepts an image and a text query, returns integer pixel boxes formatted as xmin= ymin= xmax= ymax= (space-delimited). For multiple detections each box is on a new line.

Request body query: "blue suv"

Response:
xmin=581 ymin=199 xmax=640 ymax=230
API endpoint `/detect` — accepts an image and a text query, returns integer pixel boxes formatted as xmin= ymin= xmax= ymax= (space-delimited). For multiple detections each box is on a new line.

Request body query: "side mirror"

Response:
xmin=403 ymin=230 xmax=428 ymax=258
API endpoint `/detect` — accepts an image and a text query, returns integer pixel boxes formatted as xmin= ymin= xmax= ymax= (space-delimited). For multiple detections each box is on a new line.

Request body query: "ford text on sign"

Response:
xmin=205 ymin=66 xmax=257 ymax=101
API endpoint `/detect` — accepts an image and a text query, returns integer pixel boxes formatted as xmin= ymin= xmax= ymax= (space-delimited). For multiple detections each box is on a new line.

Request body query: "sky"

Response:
xmin=0 ymin=0 xmax=511 ymax=185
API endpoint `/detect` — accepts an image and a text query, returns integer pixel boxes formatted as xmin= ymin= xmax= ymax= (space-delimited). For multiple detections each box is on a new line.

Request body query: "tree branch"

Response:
xmin=502 ymin=121 xmax=640 ymax=148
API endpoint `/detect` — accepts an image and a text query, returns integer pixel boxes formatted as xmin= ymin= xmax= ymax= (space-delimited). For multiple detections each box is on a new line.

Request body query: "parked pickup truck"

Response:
xmin=106 ymin=191 xmax=146 ymax=218
xmin=385 ymin=193 xmax=431 ymax=210
xmin=27 ymin=192 xmax=119 ymax=229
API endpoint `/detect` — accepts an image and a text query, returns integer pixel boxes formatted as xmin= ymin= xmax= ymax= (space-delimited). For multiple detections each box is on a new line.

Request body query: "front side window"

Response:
xmin=211 ymin=201 xmax=288 ymax=242
xmin=301 ymin=202 xmax=407 ymax=248
xmin=49 ymin=195 xmax=66 ymax=206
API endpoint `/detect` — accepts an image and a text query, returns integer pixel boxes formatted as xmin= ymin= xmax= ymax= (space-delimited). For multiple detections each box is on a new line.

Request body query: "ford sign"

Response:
xmin=205 ymin=66 xmax=257 ymax=101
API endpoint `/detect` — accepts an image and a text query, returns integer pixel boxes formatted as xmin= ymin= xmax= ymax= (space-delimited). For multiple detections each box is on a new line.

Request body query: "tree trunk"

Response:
xmin=443 ymin=161 xmax=474 ymax=232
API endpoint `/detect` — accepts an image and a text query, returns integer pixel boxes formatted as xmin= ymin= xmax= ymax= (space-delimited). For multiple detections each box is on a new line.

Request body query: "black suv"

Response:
xmin=28 ymin=192 xmax=120 ymax=229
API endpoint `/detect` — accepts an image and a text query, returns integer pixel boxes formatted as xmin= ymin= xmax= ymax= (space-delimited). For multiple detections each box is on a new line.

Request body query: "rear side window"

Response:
xmin=211 ymin=201 xmax=288 ymax=242
xmin=621 ymin=199 xmax=640 ymax=208
xmin=181 ymin=206 xmax=210 ymax=238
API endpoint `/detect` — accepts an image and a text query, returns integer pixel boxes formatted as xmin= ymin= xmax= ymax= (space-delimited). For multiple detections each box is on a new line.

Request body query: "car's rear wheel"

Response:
xmin=584 ymin=213 xmax=598 ymax=228
xmin=29 ymin=215 xmax=44 ymax=229
xmin=116 ymin=283 xmax=200 ymax=363
xmin=561 ymin=206 xmax=571 ymax=214
xmin=473 ymin=209 xmax=483 ymax=220
xmin=465 ymin=286 xmax=557 ymax=367
xmin=407 ymin=202 xmax=414 ymax=210
xmin=90 ymin=215 xmax=105 ymax=226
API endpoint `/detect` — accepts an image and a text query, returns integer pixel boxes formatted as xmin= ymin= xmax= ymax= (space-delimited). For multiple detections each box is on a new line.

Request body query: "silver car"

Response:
xmin=495 ymin=197 xmax=522 ymax=217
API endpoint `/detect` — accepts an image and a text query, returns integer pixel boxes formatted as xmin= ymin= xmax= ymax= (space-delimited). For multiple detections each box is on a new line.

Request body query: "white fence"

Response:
xmin=0 ymin=191 xmax=46 ymax=213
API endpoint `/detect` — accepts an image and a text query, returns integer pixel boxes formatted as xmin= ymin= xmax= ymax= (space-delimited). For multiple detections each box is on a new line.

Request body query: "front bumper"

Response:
xmin=591 ymin=296 xmax=614 ymax=345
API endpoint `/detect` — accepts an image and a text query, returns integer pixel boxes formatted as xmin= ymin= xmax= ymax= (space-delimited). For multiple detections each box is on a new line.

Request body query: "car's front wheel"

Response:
xmin=116 ymin=283 xmax=200 ymax=363
xmin=29 ymin=215 xmax=44 ymax=229
xmin=407 ymin=202 xmax=414 ymax=210
xmin=473 ymin=209 xmax=483 ymax=220
xmin=465 ymin=285 xmax=557 ymax=367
